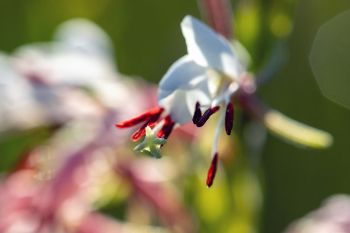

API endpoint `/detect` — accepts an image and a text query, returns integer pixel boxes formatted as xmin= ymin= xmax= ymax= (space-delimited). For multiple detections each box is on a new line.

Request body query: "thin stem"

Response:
xmin=198 ymin=0 xmax=234 ymax=39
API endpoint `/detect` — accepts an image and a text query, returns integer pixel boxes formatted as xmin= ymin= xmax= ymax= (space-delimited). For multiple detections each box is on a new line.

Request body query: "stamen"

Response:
xmin=115 ymin=107 xmax=163 ymax=128
xmin=157 ymin=115 xmax=175 ymax=139
xmin=192 ymin=102 xmax=202 ymax=124
xmin=131 ymin=122 xmax=149 ymax=141
xmin=225 ymin=102 xmax=234 ymax=135
xmin=131 ymin=119 xmax=159 ymax=142
xmin=206 ymin=153 xmax=218 ymax=188
xmin=196 ymin=106 xmax=220 ymax=127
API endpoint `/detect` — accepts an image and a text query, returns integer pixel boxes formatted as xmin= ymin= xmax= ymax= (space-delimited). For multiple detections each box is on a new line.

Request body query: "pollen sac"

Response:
xmin=206 ymin=153 xmax=218 ymax=188
xmin=115 ymin=107 xmax=163 ymax=128
xmin=192 ymin=102 xmax=202 ymax=124
xmin=115 ymin=107 xmax=164 ymax=141
xmin=131 ymin=125 xmax=147 ymax=141
xmin=131 ymin=121 xmax=152 ymax=141
xmin=157 ymin=115 xmax=175 ymax=139
xmin=196 ymin=106 xmax=220 ymax=127
xmin=225 ymin=102 xmax=234 ymax=135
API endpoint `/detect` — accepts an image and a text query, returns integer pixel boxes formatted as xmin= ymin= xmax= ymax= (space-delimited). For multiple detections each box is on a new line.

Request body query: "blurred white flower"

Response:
xmin=0 ymin=18 xmax=148 ymax=135
xmin=0 ymin=18 xmax=192 ymax=233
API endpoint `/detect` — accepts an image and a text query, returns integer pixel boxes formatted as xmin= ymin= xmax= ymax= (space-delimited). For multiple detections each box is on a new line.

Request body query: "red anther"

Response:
xmin=225 ymin=102 xmax=234 ymax=135
xmin=115 ymin=107 xmax=164 ymax=128
xmin=206 ymin=153 xmax=218 ymax=187
xmin=192 ymin=101 xmax=202 ymax=124
xmin=157 ymin=115 xmax=175 ymax=139
xmin=196 ymin=106 xmax=220 ymax=127
xmin=131 ymin=122 xmax=148 ymax=141
xmin=131 ymin=120 xmax=158 ymax=142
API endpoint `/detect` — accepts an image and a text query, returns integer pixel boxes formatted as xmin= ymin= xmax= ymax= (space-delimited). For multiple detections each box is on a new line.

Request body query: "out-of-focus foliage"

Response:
xmin=310 ymin=10 xmax=350 ymax=109
xmin=0 ymin=1 xmax=349 ymax=233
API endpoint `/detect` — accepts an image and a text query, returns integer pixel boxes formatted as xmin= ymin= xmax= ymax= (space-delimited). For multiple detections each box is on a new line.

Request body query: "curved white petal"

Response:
xmin=54 ymin=18 xmax=114 ymax=61
xmin=158 ymin=55 xmax=209 ymax=101
xmin=158 ymin=89 xmax=174 ymax=101
xmin=158 ymin=74 xmax=215 ymax=102
xmin=159 ymin=55 xmax=207 ymax=91
xmin=181 ymin=16 xmax=243 ymax=80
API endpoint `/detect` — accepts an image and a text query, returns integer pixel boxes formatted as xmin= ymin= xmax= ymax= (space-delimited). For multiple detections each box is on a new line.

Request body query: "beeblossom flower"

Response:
xmin=116 ymin=15 xmax=332 ymax=187
xmin=116 ymin=15 xmax=248 ymax=187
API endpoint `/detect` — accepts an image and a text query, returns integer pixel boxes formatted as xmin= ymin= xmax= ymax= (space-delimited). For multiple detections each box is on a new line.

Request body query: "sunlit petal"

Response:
xmin=159 ymin=55 xmax=207 ymax=93
xmin=181 ymin=15 xmax=242 ymax=79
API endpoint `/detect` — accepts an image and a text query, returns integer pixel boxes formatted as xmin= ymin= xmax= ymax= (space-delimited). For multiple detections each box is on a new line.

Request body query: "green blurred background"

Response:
xmin=0 ymin=0 xmax=350 ymax=232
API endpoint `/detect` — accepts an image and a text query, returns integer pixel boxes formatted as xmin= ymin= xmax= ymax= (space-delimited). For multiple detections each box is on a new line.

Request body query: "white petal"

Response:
xmin=159 ymin=75 xmax=215 ymax=102
xmin=206 ymin=69 xmax=223 ymax=98
xmin=159 ymin=89 xmax=211 ymax=124
xmin=232 ymin=40 xmax=251 ymax=68
xmin=54 ymin=18 xmax=114 ymax=62
xmin=181 ymin=16 xmax=243 ymax=79
xmin=159 ymin=55 xmax=207 ymax=91
xmin=158 ymin=55 xmax=207 ymax=100
xmin=158 ymin=89 xmax=174 ymax=101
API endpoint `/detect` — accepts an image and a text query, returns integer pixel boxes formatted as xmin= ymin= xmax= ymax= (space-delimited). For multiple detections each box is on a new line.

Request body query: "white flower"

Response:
xmin=117 ymin=15 xmax=333 ymax=187
xmin=158 ymin=15 xmax=246 ymax=125
xmin=117 ymin=15 xmax=247 ymax=138
xmin=116 ymin=15 xmax=248 ymax=187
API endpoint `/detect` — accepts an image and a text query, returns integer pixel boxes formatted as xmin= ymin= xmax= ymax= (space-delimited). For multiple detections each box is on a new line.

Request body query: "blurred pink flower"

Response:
xmin=285 ymin=195 xmax=350 ymax=233
xmin=0 ymin=18 xmax=194 ymax=233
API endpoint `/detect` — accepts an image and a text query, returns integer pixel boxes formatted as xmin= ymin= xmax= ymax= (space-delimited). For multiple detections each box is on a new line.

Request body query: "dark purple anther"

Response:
xmin=225 ymin=102 xmax=234 ymax=135
xmin=192 ymin=102 xmax=202 ymax=124
xmin=157 ymin=115 xmax=175 ymax=139
xmin=196 ymin=106 xmax=220 ymax=127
